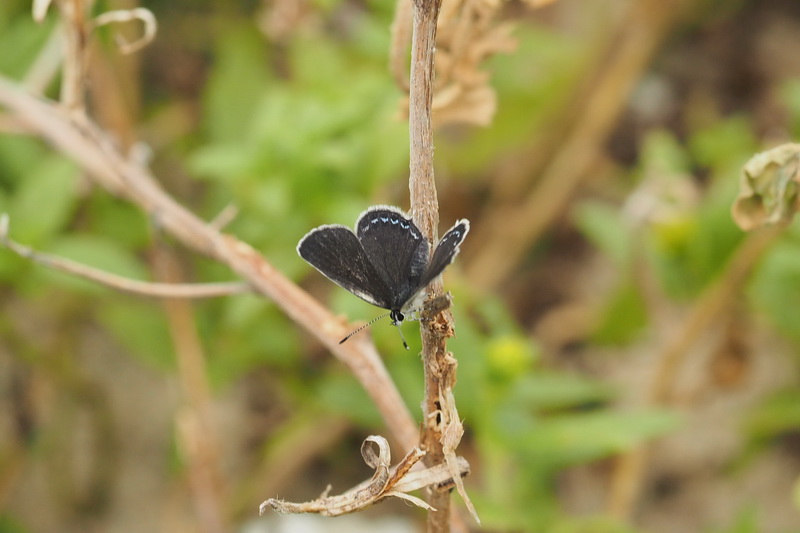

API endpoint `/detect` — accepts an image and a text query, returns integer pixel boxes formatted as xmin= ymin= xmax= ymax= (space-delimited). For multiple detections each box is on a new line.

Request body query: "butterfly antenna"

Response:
xmin=396 ymin=323 xmax=409 ymax=350
xmin=339 ymin=313 xmax=390 ymax=344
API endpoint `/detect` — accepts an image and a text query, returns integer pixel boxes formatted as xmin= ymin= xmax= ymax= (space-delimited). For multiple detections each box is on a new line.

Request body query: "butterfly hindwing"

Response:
xmin=356 ymin=206 xmax=430 ymax=310
xmin=297 ymin=224 xmax=393 ymax=309
xmin=420 ymin=219 xmax=470 ymax=287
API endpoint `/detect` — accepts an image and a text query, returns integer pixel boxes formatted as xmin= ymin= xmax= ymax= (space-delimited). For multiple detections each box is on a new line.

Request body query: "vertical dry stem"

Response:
xmin=406 ymin=1 xmax=455 ymax=532
xmin=154 ymin=247 xmax=227 ymax=533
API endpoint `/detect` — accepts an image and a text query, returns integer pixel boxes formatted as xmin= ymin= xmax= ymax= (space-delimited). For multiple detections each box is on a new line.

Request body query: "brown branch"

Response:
xmin=0 ymin=75 xmax=420 ymax=456
xmin=0 ymin=214 xmax=249 ymax=299
xmin=153 ymin=246 xmax=227 ymax=533
xmin=408 ymin=1 xmax=448 ymax=530
xmin=408 ymin=0 xmax=476 ymax=530
xmin=58 ymin=0 xmax=91 ymax=112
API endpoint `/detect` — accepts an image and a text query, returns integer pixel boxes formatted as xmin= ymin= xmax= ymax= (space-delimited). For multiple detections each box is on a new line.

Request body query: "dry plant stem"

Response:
xmin=608 ymin=226 xmax=783 ymax=519
xmin=466 ymin=0 xmax=685 ymax=291
xmin=0 ymin=76 xmax=419 ymax=454
xmin=407 ymin=1 xmax=461 ymax=532
xmin=409 ymin=0 xmax=442 ymax=236
xmin=58 ymin=0 xmax=91 ymax=111
xmin=157 ymin=247 xmax=227 ymax=533
xmin=0 ymin=218 xmax=248 ymax=298
xmin=23 ymin=24 xmax=64 ymax=94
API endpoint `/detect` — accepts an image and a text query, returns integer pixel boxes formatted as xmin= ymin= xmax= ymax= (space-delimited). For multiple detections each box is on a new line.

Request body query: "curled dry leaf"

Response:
xmin=259 ymin=435 xmax=471 ymax=517
xmin=92 ymin=8 xmax=157 ymax=55
xmin=732 ymin=143 xmax=800 ymax=231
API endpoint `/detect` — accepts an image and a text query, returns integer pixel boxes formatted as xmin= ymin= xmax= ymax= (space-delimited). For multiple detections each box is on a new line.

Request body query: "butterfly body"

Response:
xmin=297 ymin=205 xmax=469 ymax=343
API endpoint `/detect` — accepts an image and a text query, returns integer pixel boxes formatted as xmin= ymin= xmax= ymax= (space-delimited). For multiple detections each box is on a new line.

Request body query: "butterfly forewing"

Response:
xmin=420 ymin=219 xmax=470 ymax=287
xmin=297 ymin=225 xmax=393 ymax=309
xmin=356 ymin=207 xmax=430 ymax=309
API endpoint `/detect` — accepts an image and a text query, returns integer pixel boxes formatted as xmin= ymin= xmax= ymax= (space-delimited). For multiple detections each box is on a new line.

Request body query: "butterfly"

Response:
xmin=297 ymin=205 xmax=469 ymax=347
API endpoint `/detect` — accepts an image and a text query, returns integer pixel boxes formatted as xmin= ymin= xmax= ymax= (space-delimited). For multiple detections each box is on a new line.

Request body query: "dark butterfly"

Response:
xmin=297 ymin=205 xmax=469 ymax=347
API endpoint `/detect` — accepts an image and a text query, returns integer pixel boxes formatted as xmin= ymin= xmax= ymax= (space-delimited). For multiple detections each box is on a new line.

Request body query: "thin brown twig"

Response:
xmin=155 ymin=246 xmax=227 ymax=533
xmin=0 ymin=214 xmax=250 ymax=299
xmin=0 ymin=75 xmax=420 ymax=455
xmin=209 ymin=204 xmax=240 ymax=231
xmin=22 ymin=23 xmax=64 ymax=95
xmin=408 ymin=0 xmax=475 ymax=531
xmin=408 ymin=1 xmax=448 ymax=530
xmin=58 ymin=0 xmax=91 ymax=112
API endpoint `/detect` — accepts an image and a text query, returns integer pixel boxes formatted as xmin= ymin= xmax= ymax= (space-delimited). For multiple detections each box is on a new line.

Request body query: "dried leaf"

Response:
xmin=433 ymin=85 xmax=497 ymax=127
xmin=732 ymin=143 xmax=800 ymax=231
xmin=259 ymin=435 xmax=471 ymax=518
xmin=393 ymin=0 xmax=521 ymax=127
xmin=438 ymin=383 xmax=481 ymax=524
xmin=92 ymin=8 xmax=157 ymax=55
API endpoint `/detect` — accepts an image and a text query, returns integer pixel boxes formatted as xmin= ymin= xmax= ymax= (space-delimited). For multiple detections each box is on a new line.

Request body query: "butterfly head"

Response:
xmin=389 ymin=309 xmax=405 ymax=326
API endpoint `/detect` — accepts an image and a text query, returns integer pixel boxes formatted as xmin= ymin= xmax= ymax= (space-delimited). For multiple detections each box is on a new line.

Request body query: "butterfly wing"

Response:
xmin=419 ymin=219 xmax=470 ymax=286
xmin=356 ymin=206 xmax=430 ymax=310
xmin=297 ymin=224 xmax=393 ymax=309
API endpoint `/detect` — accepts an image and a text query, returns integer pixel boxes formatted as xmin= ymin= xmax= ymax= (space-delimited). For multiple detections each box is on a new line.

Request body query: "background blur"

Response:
xmin=1 ymin=0 xmax=800 ymax=532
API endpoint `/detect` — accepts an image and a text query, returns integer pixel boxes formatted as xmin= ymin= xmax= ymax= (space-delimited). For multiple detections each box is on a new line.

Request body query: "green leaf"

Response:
xmin=0 ymin=14 xmax=55 ymax=79
xmin=689 ymin=115 xmax=757 ymax=171
xmin=780 ymin=78 xmax=800 ymax=138
xmin=187 ymin=143 xmax=252 ymax=182
xmin=573 ymin=201 xmax=630 ymax=265
xmin=485 ymin=335 xmax=539 ymax=381
xmin=99 ymin=300 xmax=173 ymax=371
xmin=592 ymin=279 xmax=649 ymax=345
xmin=640 ymin=129 xmax=692 ymax=175
xmin=0 ymin=136 xmax=48 ymax=182
xmin=8 ymin=155 xmax=78 ymax=244
xmin=203 ymin=27 xmax=270 ymax=143
xmin=749 ymin=239 xmax=800 ymax=343
xmin=743 ymin=388 xmax=800 ymax=443
xmin=313 ymin=372 xmax=382 ymax=428
xmin=706 ymin=507 xmax=759 ymax=533
xmin=500 ymin=408 xmax=681 ymax=466
xmin=509 ymin=373 xmax=615 ymax=411
xmin=0 ymin=513 xmax=30 ymax=533
xmin=206 ymin=302 xmax=299 ymax=387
